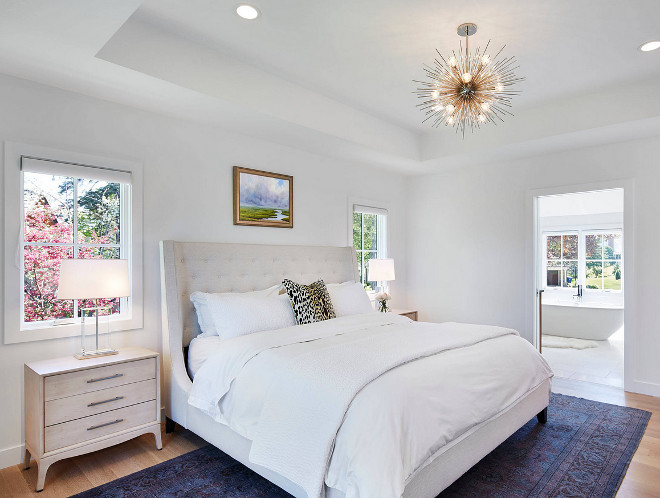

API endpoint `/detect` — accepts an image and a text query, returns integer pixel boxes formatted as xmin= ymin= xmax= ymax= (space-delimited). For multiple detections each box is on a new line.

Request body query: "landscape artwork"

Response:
xmin=233 ymin=166 xmax=293 ymax=228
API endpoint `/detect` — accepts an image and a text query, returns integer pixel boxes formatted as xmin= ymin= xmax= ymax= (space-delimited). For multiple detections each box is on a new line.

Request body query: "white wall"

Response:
xmin=407 ymin=135 xmax=660 ymax=396
xmin=0 ymin=74 xmax=408 ymax=467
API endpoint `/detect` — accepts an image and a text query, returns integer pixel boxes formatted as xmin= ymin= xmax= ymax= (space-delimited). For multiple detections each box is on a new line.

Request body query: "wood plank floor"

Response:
xmin=1 ymin=379 xmax=658 ymax=497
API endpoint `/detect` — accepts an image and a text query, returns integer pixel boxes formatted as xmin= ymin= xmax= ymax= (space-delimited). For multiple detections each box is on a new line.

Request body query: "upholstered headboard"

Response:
xmin=159 ymin=240 xmax=359 ymax=426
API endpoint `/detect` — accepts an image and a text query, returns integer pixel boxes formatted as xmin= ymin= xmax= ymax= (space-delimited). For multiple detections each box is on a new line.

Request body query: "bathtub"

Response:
xmin=542 ymin=298 xmax=623 ymax=341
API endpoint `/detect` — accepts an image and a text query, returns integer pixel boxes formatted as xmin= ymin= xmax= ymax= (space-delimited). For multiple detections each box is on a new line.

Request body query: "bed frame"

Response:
xmin=160 ymin=240 xmax=550 ymax=497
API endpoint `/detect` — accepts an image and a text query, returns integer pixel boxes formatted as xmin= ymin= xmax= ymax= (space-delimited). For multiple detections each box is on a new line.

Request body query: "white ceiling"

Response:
xmin=0 ymin=0 xmax=659 ymax=173
xmin=138 ymin=0 xmax=660 ymax=132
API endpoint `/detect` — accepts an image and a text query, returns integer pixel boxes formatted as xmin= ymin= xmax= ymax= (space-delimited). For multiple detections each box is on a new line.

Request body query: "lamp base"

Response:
xmin=74 ymin=348 xmax=119 ymax=360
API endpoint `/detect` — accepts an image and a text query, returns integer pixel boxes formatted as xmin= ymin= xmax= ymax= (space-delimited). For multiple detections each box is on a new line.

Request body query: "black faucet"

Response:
xmin=574 ymin=284 xmax=583 ymax=299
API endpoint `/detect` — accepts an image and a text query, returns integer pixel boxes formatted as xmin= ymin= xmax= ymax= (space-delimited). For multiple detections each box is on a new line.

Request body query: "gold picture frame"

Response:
xmin=233 ymin=166 xmax=293 ymax=228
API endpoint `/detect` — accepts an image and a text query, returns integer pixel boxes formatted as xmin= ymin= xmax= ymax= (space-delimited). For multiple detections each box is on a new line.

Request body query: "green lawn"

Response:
xmin=239 ymin=206 xmax=288 ymax=222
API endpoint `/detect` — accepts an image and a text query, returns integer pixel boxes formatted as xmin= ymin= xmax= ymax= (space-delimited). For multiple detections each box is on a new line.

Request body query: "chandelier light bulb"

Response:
xmin=431 ymin=90 xmax=439 ymax=99
xmin=448 ymin=56 xmax=457 ymax=67
xmin=482 ymin=54 xmax=491 ymax=65
xmin=462 ymin=72 xmax=472 ymax=83
xmin=495 ymin=83 xmax=504 ymax=92
xmin=481 ymin=102 xmax=490 ymax=112
xmin=445 ymin=104 xmax=455 ymax=113
xmin=447 ymin=116 xmax=455 ymax=124
xmin=478 ymin=114 xmax=486 ymax=123
xmin=432 ymin=104 xmax=444 ymax=111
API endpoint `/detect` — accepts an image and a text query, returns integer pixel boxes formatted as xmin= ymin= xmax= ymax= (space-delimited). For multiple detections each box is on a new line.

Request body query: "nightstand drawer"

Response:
xmin=45 ymin=358 xmax=156 ymax=401
xmin=44 ymin=399 xmax=157 ymax=452
xmin=45 ymin=378 xmax=157 ymax=427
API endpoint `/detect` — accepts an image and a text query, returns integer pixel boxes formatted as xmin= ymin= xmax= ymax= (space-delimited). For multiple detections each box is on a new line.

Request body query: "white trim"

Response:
xmin=526 ymin=180 xmax=636 ymax=394
xmin=0 ymin=443 xmax=24 ymax=470
xmin=3 ymin=142 xmax=144 ymax=344
xmin=352 ymin=204 xmax=388 ymax=217
xmin=21 ymin=156 xmax=131 ymax=184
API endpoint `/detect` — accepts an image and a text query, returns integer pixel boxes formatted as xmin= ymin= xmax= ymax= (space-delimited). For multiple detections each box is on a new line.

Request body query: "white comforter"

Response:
xmin=189 ymin=313 xmax=552 ymax=498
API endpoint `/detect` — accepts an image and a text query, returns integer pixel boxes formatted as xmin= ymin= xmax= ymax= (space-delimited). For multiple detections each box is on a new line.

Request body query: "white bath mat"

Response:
xmin=542 ymin=335 xmax=598 ymax=349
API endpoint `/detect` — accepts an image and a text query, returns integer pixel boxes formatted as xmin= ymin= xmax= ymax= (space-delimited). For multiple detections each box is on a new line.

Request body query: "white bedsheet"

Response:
xmin=190 ymin=313 xmax=552 ymax=498
xmin=187 ymin=335 xmax=225 ymax=379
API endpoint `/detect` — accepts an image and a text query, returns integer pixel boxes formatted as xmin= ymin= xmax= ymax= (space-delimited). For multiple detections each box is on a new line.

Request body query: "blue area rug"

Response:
xmin=72 ymin=393 xmax=649 ymax=498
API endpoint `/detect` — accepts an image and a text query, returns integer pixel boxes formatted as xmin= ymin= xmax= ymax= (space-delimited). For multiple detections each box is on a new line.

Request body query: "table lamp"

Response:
xmin=368 ymin=258 xmax=395 ymax=312
xmin=58 ymin=259 xmax=130 ymax=359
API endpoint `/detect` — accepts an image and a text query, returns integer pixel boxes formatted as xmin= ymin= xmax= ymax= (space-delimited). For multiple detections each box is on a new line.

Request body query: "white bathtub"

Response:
xmin=542 ymin=300 xmax=623 ymax=340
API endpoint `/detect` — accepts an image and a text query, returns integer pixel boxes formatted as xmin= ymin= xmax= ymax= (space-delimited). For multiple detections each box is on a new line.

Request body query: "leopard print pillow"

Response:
xmin=282 ymin=279 xmax=336 ymax=325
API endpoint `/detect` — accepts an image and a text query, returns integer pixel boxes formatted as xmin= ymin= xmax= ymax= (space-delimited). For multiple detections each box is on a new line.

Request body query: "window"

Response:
xmin=352 ymin=204 xmax=388 ymax=289
xmin=586 ymin=232 xmax=622 ymax=290
xmin=4 ymin=143 xmax=143 ymax=344
xmin=22 ymin=159 xmax=129 ymax=326
xmin=545 ymin=233 xmax=578 ymax=288
xmin=543 ymin=230 xmax=622 ymax=292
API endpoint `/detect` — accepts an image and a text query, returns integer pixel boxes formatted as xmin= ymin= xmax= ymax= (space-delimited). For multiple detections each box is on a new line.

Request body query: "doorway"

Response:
xmin=534 ymin=189 xmax=625 ymax=389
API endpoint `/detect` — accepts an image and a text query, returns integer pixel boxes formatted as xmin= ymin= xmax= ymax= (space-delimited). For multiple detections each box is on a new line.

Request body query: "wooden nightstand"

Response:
xmin=24 ymin=347 xmax=162 ymax=491
xmin=390 ymin=309 xmax=418 ymax=321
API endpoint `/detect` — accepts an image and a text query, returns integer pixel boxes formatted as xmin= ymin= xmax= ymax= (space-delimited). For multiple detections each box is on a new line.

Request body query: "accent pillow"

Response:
xmin=282 ymin=279 xmax=336 ymax=325
xmin=327 ymin=282 xmax=375 ymax=316
xmin=205 ymin=293 xmax=296 ymax=340
xmin=190 ymin=284 xmax=280 ymax=337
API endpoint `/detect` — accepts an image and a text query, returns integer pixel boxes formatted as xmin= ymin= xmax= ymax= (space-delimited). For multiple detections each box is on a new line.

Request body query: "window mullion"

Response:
xmin=73 ymin=178 xmax=79 ymax=319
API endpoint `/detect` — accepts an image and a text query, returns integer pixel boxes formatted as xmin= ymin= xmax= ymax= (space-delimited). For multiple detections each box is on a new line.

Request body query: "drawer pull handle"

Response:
xmin=87 ymin=419 xmax=123 ymax=431
xmin=88 ymin=396 xmax=124 ymax=407
xmin=87 ymin=373 xmax=123 ymax=384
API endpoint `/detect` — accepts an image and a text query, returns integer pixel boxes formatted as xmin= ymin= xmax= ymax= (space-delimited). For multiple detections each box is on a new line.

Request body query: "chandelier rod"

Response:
xmin=465 ymin=25 xmax=469 ymax=59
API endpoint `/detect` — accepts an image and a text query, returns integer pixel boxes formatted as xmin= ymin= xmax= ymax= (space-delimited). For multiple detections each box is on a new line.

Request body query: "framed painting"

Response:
xmin=233 ymin=166 xmax=293 ymax=228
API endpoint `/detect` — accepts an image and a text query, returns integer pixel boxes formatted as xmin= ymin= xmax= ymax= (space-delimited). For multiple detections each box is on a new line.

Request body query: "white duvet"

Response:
xmin=189 ymin=313 xmax=552 ymax=498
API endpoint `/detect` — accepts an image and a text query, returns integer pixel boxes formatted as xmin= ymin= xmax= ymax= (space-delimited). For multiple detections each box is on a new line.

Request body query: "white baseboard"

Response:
xmin=0 ymin=443 xmax=24 ymax=470
xmin=627 ymin=379 xmax=660 ymax=398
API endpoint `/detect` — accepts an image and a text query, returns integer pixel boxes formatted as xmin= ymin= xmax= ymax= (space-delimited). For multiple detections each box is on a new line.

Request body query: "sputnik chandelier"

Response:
xmin=414 ymin=23 xmax=523 ymax=136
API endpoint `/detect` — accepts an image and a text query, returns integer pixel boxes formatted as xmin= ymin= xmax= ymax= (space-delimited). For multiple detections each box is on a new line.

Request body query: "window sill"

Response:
xmin=6 ymin=315 xmax=140 ymax=344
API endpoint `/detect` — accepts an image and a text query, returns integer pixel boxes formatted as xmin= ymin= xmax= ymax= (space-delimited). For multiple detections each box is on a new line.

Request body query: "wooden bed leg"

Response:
xmin=165 ymin=417 xmax=176 ymax=433
xmin=537 ymin=407 xmax=548 ymax=424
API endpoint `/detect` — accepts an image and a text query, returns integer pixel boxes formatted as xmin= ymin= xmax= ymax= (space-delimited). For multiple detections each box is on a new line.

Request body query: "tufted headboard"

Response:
xmin=159 ymin=240 xmax=359 ymax=426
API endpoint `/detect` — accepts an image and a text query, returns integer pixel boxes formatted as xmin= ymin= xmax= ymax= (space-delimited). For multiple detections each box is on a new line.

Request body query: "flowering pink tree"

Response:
xmin=23 ymin=192 xmax=120 ymax=323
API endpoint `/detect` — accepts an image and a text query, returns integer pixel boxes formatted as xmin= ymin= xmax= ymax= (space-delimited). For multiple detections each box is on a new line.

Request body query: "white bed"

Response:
xmin=160 ymin=241 xmax=552 ymax=498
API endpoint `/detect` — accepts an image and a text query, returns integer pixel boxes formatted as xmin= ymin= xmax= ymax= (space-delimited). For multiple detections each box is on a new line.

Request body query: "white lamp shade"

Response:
xmin=58 ymin=259 xmax=130 ymax=299
xmin=368 ymin=258 xmax=395 ymax=282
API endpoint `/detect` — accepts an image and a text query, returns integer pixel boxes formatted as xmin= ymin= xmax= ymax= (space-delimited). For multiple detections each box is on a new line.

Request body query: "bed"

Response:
xmin=159 ymin=240 xmax=552 ymax=497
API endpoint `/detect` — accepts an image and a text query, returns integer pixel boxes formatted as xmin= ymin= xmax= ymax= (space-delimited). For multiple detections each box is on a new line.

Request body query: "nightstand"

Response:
xmin=24 ymin=347 xmax=162 ymax=491
xmin=390 ymin=309 xmax=418 ymax=321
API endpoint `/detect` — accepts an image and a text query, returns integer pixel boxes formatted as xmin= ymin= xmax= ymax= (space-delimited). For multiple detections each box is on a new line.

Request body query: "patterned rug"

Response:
xmin=72 ymin=393 xmax=650 ymax=498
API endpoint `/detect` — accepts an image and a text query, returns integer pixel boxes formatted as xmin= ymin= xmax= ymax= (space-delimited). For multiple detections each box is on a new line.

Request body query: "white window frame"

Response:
xmin=583 ymin=229 xmax=623 ymax=293
xmin=348 ymin=198 xmax=389 ymax=287
xmin=542 ymin=228 xmax=623 ymax=295
xmin=543 ymin=232 xmax=579 ymax=291
xmin=3 ymin=142 xmax=143 ymax=344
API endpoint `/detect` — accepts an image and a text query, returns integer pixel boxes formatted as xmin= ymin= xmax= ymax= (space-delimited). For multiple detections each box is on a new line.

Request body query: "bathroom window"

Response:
xmin=543 ymin=230 xmax=622 ymax=293
xmin=586 ymin=232 xmax=622 ymax=290
xmin=545 ymin=233 xmax=578 ymax=288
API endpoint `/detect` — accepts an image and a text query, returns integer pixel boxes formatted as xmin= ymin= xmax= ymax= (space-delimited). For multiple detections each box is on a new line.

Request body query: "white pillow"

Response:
xmin=327 ymin=282 xmax=375 ymax=317
xmin=190 ymin=284 xmax=280 ymax=337
xmin=205 ymin=293 xmax=296 ymax=340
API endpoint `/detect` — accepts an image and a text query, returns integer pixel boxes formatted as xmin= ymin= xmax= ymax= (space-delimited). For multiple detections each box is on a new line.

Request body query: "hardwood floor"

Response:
xmin=1 ymin=380 xmax=659 ymax=496
xmin=0 ymin=425 xmax=206 ymax=497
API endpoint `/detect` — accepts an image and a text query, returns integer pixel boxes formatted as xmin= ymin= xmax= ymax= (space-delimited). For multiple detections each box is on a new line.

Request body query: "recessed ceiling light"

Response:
xmin=236 ymin=4 xmax=260 ymax=20
xmin=639 ymin=40 xmax=660 ymax=52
